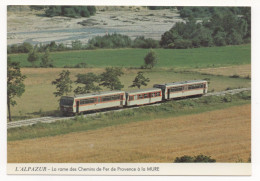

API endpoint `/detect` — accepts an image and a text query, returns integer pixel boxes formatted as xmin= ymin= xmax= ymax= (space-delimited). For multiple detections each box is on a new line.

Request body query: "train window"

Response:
xmin=156 ymin=92 xmax=160 ymax=96
xmin=129 ymin=96 xmax=134 ymax=101
xmin=144 ymin=94 xmax=148 ymax=98
xmin=134 ymin=95 xmax=138 ymax=100
xmin=102 ymin=96 xmax=111 ymax=102
xmin=60 ymin=98 xmax=74 ymax=106
xmin=138 ymin=94 xmax=143 ymax=99
xmin=151 ymin=93 xmax=155 ymax=97
xmin=98 ymin=97 xmax=102 ymax=103
xmin=188 ymin=84 xmax=203 ymax=90
xmin=120 ymin=94 xmax=123 ymax=100
xmin=170 ymin=86 xmax=183 ymax=92
xmin=112 ymin=94 xmax=120 ymax=100
xmin=80 ymin=98 xmax=96 ymax=105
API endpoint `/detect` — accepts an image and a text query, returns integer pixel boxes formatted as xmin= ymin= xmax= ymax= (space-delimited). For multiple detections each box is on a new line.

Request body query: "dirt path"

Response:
xmin=8 ymin=104 xmax=251 ymax=163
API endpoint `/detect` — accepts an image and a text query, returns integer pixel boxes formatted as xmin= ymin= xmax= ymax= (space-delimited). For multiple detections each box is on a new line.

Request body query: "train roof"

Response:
xmin=126 ymin=88 xmax=161 ymax=94
xmin=63 ymin=90 xmax=125 ymax=99
xmin=154 ymin=80 xmax=207 ymax=87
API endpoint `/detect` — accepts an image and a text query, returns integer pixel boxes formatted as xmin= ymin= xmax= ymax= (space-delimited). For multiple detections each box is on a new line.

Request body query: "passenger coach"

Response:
xmin=153 ymin=80 xmax=208 ymax=100
xmin=125 ymin=88 xmax=162 ymax=106
xmin=60 ymin=90 xmax=125 ymax=115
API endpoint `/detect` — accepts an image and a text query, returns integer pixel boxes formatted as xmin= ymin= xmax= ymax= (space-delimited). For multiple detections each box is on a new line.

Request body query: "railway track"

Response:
xmin=7 ymin=87 xmax=250 ymax=129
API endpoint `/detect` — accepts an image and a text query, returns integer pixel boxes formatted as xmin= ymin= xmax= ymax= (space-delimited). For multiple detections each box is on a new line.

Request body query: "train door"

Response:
xmin=120 ymin=94 xmax=124 ymax=106
xmin=203 ymin=83 xmax=207 ymax=94
xmin=167 ymin=88 xmax=170 ymax=99
xmin=161 ymin=88 xmax=165 ymax=100
xmin=76 ymin=100 xmax=80 ymax=113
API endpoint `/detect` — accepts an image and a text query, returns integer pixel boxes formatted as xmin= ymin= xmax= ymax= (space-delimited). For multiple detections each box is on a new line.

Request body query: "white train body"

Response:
xmin=126 ymin=88 xmax=162 ymax=106
xmin=60 ymin=91 xmax=125 ymax=115
xmin=60 ymin=80 xmax=208 ymax=115
xmin=153 ymin=80 xmax=208 ymax=100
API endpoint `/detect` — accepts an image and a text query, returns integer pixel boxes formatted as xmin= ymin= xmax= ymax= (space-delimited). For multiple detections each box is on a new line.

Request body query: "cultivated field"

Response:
xmin=7 ymin=104 xmax=251 ymax=163
xmin=8 ymin=45 xmax=250 ymax=68
xmin=192 ymin=64 xmax=251 ymax=78
xmin=10 ymin=67 xmax=251 ymax=121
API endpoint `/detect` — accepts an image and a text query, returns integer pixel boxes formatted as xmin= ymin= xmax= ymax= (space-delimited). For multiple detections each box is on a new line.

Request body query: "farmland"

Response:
xmin=8 ymin=44 xmax=250 ymax=68
xmin=7 ymin=43 xmax=251 ymax=163
xmin=7 ymin=44 xmax=251 ymax=121
xmin=7 ymin=6 xmax=251 ymax=164
xmin=9 ymin=67 xmax=251 ymax=121
xmin=7 ymin=104 xmax=251 ymax=163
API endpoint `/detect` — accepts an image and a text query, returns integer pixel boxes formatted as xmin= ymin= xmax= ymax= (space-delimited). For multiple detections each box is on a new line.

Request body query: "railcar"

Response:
xmin=60 ymin=90 xmax=126 ymax=115
xmin=125 ymin=88 xmax=162 ymax=106
xmin=60 ymin=80 xmax=208 ymax=115
xmin=153 ymin=80 xmax=208 ymax=100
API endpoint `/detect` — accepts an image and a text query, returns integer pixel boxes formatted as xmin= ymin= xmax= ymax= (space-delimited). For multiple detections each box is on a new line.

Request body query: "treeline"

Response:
xmin=177 ymin=7 xmax=247 ymax=19
xmin=8 ymin=34 xmax=160 ymax=54
xmin=30 ymin=6 xmax=96 ymax=18
xmin=88 ymin=34 xmax=159 ymax=49
xmin=147 ymin=6 xmax=174 ymax=10
xmin=160 ymin=9 xmax=250 ymax=48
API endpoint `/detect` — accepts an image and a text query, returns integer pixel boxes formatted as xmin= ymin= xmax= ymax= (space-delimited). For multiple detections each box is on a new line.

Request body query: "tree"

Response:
xmin=99 ymin=67 xmax=124 ymax=90
xmin=40 ymin=48 xmax=54 ymax=67
xmin=52 ymin=70 xmax=73 ymax=98
xmin=27 ymin=49 xmax=39 ymax=67
xmin=71 ymin=40 xmax=82 ymax=50
xmin=7 ymin=58 xmax=26 ymax=122
xmin=144 ymin=50 xmax=158 ymax=69
xmin=174 ymin=154 xmax=216 ymax=163
xmin=129 ymin=71 xmax=150 ymax=89
xmin=174 ymin=155 xmax=194 ymax=163
xmin=74 ymin=73 xmax=101 ymax=94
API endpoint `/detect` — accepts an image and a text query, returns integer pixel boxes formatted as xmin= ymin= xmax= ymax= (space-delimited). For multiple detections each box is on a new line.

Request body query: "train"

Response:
xmin=60 ymin=80 xmax=208 ymax=115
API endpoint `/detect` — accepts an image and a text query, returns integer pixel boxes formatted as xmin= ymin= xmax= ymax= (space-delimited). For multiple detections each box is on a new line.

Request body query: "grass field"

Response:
xmin=7 ymin=104 xmax=251 ymax=163
xmin=192 ymin=64 xmax=251 ymax=78
xmin=9 ymin=67 xmax=251 ymax=121
xmin=8 ymin=44 xmax=250 ymax=68
xmin=7 ymin=44 xmax=251 ymax=163
xmin=8 ymin=91 xmax=251 ymax=141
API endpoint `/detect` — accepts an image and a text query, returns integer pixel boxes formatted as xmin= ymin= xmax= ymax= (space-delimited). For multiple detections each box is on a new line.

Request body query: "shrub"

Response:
xmin=174 ymin=154 xmax=216 ymax=163
xmin=74 ymin=62 xmax=88 ymax=68
xmin=230 ymin=74 xmax=240 ymax=78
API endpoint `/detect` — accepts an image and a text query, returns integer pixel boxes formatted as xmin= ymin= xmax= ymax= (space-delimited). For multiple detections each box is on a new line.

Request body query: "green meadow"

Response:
xmin=9 ymin=44 xmax=250 ymax=68
xmin=7 ymin=44 xmax=251 ymax=121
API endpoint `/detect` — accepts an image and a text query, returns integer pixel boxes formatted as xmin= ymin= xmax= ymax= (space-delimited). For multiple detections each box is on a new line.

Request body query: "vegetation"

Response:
xmin=7 ymin=42 xmax=33 ymax=54
xmin=99 ymin=67 xmax=124 ymax=90
xmin=8 ymin=67 xmax=251 ymax=121
xmin=132 ymin=36 xmax=160 ymax=49
xmin=8 ymin=45 xmax=250 ymax=68
xmin=129 ymin=71 xmax=150 ymax=89
xmin=7 ymin=58 xmax=26 ymax=122
xmin=7 ymin=91 xmax=251 ymax=141
xmin=161 ymin=7 xmax=250 ymax=49
xmin=40 ymin=48 xmax=54 ymax=67
xmin=7 ymin=7 xmax=250 ymax=54
xmin=143 ymin=49 xmax=158 ymax=69
xmin=177 ymin=7 xmax=247 ymax=19
xmin=44 ymin=6 xmax=96 ymax=18
xmin=174 ymin=154 xmax=216 ymax=163
xmin=52 ymin=70 xmax=73 ymax=98
xmin=27 ymin=49 xmax=39 ymax=67
xmin=88 ymin=33 xmax=132 ymax=49
xmin=147 ymin=6 xmax=174 ymax=10
xmin=74 ymin=73 xmax=101 ymax=94
xmin=7 ymin=35 xmax=161 ymax=54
